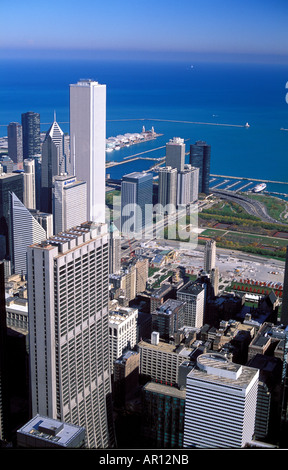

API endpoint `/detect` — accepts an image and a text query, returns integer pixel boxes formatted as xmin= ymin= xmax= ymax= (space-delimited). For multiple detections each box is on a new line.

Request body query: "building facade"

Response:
xmin=121 ymin=171 xmax=153 ymax=236
xmin=53 ymin=175 xmax=87 ymax=235
xmin=189 ymin=140 xmax=211 ymax=194
xmin=165 ymin=137 xmax=185 ymax=171
xmin=70 ymin=79 xmax=106 ymax=224
xmin=183 ymin=353 xmax=259 ymax=448
xmin=157 ymin=166 xmax=177 ymax=214
xmin=10 ymin=192 xmax=47 ymax=276
xmin=21 ymin=112 xmax=41 ymax=159
xmin=27 ymin=222 xmax=115 ymax=448
xmin=204 ymin=239 xmax=216 ymax=272
xmin=23 ymin=158 xmax=36 ymax=210
xmin=109 ymin=307 xmax=138 ymax=373
xmin=177 ymin=280 xmax=206 ymax=328
xmin=7 ymin=122 xmax=23 ymax=168
xmin=41 ymin=120 xmax=67 ymax=214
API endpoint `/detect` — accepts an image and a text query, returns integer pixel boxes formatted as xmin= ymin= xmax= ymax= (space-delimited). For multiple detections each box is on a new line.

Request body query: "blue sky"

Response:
xmin=1 ymin=0 xmax=287 ymax=62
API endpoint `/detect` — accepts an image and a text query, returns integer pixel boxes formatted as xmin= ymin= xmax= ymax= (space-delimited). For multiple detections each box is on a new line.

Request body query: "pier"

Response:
xmin=211 ymin=175 xmax=288 ymax=185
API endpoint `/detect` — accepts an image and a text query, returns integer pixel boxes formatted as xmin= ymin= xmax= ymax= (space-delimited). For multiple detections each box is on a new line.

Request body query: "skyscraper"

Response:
xmin=157 ymin=166 xmax=177 ymax=214
xmin=23 ymin=158 xmax=36 ymax=210
xmin=53 ymin=175 xmax=87 ymax=235
xmin=7 ymin=122 xmax=23 ymax=168
xmin=165 ymin=137 xmax=185 ymax=171
xmin=183 ymin=353 xmax=259 ymax=448
xmin=204 ymin=239 xmax=216 ymax=272
xmin=177 ymin=280 xmax=206 ymax=328
xmin=41 ymin=119 xmax=67 ymax=214
xmin=70 ymin=79 xmax=106 ymax=224
xmin=10 ymin=192 xmax=47 ymax=276
xmin=21 ymin=112 xmax=41 ymax=159
xmin=189 ymin=140 xmax=211 ymax=194
xmin=121 ymin=172 xmax=153 ymax=236
xmin=27 ymin=222 xmax=115 ymax=448
xmin=108 ymin=222 xmax=121 ymax=275
xmin=0 ymin=172 xmax=24 ymax=260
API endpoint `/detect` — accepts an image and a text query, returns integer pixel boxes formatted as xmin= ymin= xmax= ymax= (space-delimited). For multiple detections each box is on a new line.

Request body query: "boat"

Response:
xmin=244 ymin=122 xmax=250 ymax=128
xmin=253 ymin=183 xmax=267 ymax=193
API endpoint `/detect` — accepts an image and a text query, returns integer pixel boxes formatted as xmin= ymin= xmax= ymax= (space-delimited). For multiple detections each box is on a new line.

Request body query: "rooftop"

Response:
xmin=17 ymin=415 xmax=85 ymax=448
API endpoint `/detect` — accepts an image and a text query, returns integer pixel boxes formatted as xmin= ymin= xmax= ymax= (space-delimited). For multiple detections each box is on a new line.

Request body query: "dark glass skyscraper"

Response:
xmin=121 ymin=172 xmax=153 ymax=235
xmin=7 ymin=122 xmax=23 ymax=167
xmin=21 ymin=112 xmax=41 ymax=159
xmin=189 ymin=140 xmax=211 ymax=194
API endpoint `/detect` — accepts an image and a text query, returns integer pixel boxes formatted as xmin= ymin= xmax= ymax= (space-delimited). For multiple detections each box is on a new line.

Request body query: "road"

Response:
xmin=211 ymin=189 xmax=280 ymax=224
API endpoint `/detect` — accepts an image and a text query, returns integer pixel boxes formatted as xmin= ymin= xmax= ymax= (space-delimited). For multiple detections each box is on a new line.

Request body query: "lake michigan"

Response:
xmin=0 ymin=58 xmax=287 ymax=196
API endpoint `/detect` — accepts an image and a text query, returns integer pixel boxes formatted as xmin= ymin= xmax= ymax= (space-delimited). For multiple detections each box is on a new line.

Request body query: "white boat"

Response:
xmin=253 ymin=183 xmax=267 ymax=193
xmin=244 ymin=122 xmax=250 ymax=127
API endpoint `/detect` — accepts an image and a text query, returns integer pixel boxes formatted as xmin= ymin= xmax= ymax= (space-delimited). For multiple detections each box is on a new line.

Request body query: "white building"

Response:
xmin=109 ymin=307 xmax=138 ymax=373
xmin=157 ymin=166 xmax=177 ymax=214
xmin=23 ymin=158 xmax=36 ymax=209
xmin=10 ymin=192 xmax=47 ymax=275
xmin=27 ymin=221 xmax=115 ymax=449
xmin=177 ymin=280 xmax=206 ymax=328
xmin=70 ymin=79 xmax=106 ymax=224
xmin=165 ymin=137 xmax=185 ymax=171
xmin=183 ymin=353 xmax=259 ymax=448
xmin=53 ymin=175 xmax=87 ymax=235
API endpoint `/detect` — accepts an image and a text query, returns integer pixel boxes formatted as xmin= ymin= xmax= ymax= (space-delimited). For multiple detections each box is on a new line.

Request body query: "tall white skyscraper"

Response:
xmin=165 ymin=137 xmax=185 ymax=171
xmin=53 ymin=175 xmax=87 ymax=235
xmin=70 ymin=80 xmax=106 ymax=224
xmin=23 ymin=158 xmax=36 ymax=210
xmin=27 ymin=222 xmax=115 ymax=448
xmin=183 ymin=353 xmax=259 ymax=448
xmin=10 ymin=192 xmax=47 ymax=275
xmin=157 ymin=166 xmax=177 ymax=214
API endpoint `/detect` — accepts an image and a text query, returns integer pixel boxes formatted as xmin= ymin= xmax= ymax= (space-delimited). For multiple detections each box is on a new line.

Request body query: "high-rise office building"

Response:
xmin=0 ymin=172 xmax=24 ymax=260
xmin=27 ymin=222 xmax=115 ymax=448
xmin=177 ymin=280 xmax=206 ymax=328
xmin=70 ymin=79 xmax=106 ymax=224
xmin=157 ymin=166 xmax=177 ymax=214
xmin=165 ymin=137 xmax=185 ymax=171
xmin=108 ymin=222 xmax=121 ymax=275
xmin=21 ymin=112 xmax=41 ymax=159
xmin=152 ymin=298 xmax=186 ymax=341
xmin=10 ymin=192 xmax=47 ymax=276
xmin=53 ymin=175 xmax=87 ymax=235
xmin=189 ymin=140 xmax=211 ymax=194
xmin=7 ymin=122 xmax=23 ymax=168
xmin=41 ymin=119 xmax=67 ymax=214
xmin=23 ymin=158 xmax=36 ymax=210
xmin=204 ymin=239 xmax=216 ymax=272
xmin=121 ymin=172 xmax=153 ymax=236
xmin=183 ymin=353 xmax=259 ymax=448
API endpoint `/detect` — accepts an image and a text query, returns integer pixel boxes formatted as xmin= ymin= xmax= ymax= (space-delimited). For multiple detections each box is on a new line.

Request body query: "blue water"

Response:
xmin=0 ymin=58 xmax=287 ymax=191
